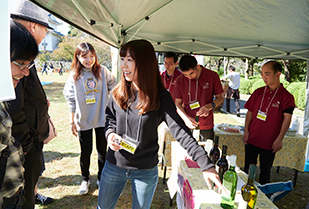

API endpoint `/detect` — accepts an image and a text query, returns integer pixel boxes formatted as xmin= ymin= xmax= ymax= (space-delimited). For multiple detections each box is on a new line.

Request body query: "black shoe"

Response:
xmin=236 ymin=113 xmax=240 ymax=117
xmin=35 ymin=193 xmax=54 ymax=205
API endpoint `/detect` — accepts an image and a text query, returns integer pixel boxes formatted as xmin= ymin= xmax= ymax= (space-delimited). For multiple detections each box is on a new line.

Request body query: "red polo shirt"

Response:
xmin=244 ymin=84 xmax=295 ymax=150
xmin=161 ymin=68 xmax=182 ymax=101
xmin=173 ymin=66 xmax=223 ymax=130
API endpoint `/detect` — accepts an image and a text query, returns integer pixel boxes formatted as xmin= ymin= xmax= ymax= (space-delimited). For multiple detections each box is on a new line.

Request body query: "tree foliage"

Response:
xmin=37 ymin=27 xmax=112 ymax=70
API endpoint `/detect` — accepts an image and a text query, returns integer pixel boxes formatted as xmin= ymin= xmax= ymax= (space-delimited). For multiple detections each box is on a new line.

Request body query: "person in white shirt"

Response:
xmin=221 ymin=65 xmax=241 ymax=117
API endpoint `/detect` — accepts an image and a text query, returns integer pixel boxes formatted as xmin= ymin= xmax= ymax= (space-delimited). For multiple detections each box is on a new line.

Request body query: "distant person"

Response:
xmin=243 ymin=61 xmax=295 ymax=184
xmin=0 ymin=19 xmax=38 ymax=209
xmin=41 ymin=62 xmax=48 ymax=75
xmin=63 ymin=42 xmax=116 ymax=195
xmin=9 ymin=0 xmax=54 ymax=208
xmin=97 ymin=40 xmax=223 ymax=209
xmin=160 ymin=52 xmax=182 ymax=101
xmin=58 ymin=62 xmax=63 ymax=76
xmin=221 ymin=65 xmax=241 ymax=117
xmin=173 ymin=55 xmax=224 ymax=140
xmin=48 ymin=63 xmax=54 ymax=75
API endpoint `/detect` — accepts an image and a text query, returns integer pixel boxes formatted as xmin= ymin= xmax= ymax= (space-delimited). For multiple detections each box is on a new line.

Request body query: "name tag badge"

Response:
xmin=190 ymin=101 xmax=200 ymax=110
xmin=257 ymin=110 xmax=267 ymax=121
xmin=85 ymin=95 xmax=96 ymax=104
xmin=121 ymin=134 xmax=140 ymax=154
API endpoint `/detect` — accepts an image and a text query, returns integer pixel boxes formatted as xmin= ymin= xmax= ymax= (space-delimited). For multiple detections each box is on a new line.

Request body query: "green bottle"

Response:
xmin=193 ymin=115 xmax=200 ymax=141
xmin=221 ymin=155 xmax=238 ymax=209
xmin=241 ymin=164 xmax=258 ymax=209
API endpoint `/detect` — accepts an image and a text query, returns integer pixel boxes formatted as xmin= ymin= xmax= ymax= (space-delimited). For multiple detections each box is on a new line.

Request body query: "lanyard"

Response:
xmin=188 ymin=79 xmax=198 ymax=103
xmin=259 ymin=86 xmax=280 ymax=114
xmin=125 ymin=109 xmax=142 ymax=142
xmin=164 ymin=75 xmax=173 ymax=91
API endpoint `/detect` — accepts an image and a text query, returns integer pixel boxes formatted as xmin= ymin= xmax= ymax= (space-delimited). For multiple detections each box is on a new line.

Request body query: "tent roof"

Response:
xmin=30 ymin=0 xmax=309 ymax=60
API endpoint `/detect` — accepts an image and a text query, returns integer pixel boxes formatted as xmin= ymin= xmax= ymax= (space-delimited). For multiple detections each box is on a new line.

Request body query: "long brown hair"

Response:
xmin=71 ymin=42 xmax=101 ymax=80
xmin=113 ymin=39 xmax=165 ymax=113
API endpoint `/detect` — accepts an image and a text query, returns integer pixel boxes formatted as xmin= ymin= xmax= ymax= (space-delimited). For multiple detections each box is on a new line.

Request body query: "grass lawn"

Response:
xmin=36 ymin=73 xmax=309 ymax=209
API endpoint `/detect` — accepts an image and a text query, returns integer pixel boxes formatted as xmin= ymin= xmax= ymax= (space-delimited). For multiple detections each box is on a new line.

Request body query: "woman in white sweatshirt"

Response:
xmin=63 ymin=42 xmax=116 ymax=195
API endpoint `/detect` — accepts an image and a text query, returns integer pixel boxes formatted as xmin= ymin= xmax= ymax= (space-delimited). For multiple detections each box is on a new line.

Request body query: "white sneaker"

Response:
xmin=96 ymin=180 xmax=100 ymax=189
xmin=79 ymin=180 xmax=90 ymax=195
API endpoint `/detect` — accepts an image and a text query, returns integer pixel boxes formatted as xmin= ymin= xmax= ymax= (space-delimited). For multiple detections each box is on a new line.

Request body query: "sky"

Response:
xmin=9 ymin=0 xmax=70 ymax=35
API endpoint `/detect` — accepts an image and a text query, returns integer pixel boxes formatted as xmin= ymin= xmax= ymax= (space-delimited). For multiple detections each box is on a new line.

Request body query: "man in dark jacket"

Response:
xmin=8 ymin=0 xmax=54 ymax=208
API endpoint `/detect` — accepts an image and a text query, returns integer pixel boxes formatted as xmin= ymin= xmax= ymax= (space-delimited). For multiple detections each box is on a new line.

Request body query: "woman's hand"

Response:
xmin=183 ymin=116 xmax=198 ymax=129
xmin=202 ymin=167 xmax=224 ymax=193
xmin=70 ymin=123 xmax=78 ymax=137
xmin=107 ymin=133 xmax=122 ymax=151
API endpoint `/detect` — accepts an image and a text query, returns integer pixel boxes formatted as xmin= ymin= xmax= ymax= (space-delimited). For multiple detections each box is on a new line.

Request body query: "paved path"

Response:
xmin=221 ymin=94 xmax=305 ymax=135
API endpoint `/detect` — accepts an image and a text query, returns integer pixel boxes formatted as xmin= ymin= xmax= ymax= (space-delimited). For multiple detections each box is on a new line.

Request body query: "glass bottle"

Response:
xmin=241 ymin=164 xmax=258 ymax=209
xmin=192 ymin=115 xmax=200 ymax=141
xmin=217 ymin=145 xmax=229 ymax=182
xmin=221 ymin=155 xmax=238 ymax=209
xmin=209 ymin=135 xmax=220 ymax=164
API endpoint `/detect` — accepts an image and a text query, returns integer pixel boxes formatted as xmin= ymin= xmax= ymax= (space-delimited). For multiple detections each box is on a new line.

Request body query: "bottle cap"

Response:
xmin=214 ymin=135 xmax=219 ymax=144
xmin=195 ymin=115 xmax=199 ymax=122
xmin=230 ymin=155 xmax=237 ymax=166
xmin=222 ymin=145 xmax=227 ymax=154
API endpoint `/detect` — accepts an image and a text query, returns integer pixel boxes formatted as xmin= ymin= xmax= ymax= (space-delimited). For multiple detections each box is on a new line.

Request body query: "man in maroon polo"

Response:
xmin=243 ymin=61 xmax=295 ymax=184
xmin=173 ymin=55 xmax=224 ymax=140
xmin=160 ymin=52 xmax=182 ymax=101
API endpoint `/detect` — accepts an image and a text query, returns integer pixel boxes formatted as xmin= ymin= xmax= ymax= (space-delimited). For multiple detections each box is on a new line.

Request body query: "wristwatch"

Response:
xmin=211 ymin=102 xmax=216 ymax=109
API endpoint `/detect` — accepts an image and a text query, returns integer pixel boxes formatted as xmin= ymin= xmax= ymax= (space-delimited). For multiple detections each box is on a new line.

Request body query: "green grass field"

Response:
xmin=36 ymin=73 xmax=309 ymax=209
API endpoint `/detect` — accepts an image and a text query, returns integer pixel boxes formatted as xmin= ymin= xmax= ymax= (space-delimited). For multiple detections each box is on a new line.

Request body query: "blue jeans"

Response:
xmin=97 ymin=161 xmax=158 ymax=209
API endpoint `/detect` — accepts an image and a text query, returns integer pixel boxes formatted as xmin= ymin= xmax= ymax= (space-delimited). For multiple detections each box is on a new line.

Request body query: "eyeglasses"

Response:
xmin=13 ymin=61 xmax=35 ymax=71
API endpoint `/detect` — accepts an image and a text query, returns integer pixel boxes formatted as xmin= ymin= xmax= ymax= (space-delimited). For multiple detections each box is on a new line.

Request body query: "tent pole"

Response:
xmin=111 ymin=46 xmax=121 ymax=82
xmin=303 ymin=61 xmax=309 ymax=138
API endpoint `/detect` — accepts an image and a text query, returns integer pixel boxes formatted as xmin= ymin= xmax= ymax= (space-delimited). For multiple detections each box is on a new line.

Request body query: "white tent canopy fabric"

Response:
xmin=30 ymin=0 xmax=309 ymax=60
xmin=30 ymin=0 xmax=309 ymax=138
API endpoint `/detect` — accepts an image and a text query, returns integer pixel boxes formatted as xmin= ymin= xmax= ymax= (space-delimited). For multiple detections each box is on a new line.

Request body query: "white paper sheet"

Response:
xmin=0 ymin=0 xmax=15 ymax=102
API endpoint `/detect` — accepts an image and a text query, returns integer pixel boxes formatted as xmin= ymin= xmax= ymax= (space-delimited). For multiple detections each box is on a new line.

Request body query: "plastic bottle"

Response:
xmin=291 ymin=116 xmax=300 ymax=134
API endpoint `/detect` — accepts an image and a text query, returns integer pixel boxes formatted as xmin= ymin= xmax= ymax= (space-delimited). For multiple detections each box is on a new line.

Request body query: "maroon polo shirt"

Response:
xmin=161 ymin=68 xmax=182 ymax=101
xmin=244 ymin=84 xmax=295 ymax=150
xmin=173 ymin=66 xmax=223 ymax=130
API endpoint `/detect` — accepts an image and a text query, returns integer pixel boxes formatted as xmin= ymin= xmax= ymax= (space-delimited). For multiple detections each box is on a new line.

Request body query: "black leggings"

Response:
xmin=78 ymin=127 xmax=107 ymax=181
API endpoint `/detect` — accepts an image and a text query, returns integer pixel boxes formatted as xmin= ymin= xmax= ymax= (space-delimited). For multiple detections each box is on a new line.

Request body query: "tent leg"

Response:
xmin=293 ymin=169 xmax=298 ymax=187
xmin=170 ymin=197 xmax=173 ymax=206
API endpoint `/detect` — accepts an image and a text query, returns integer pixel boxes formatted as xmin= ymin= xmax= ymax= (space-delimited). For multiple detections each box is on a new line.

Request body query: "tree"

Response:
xmin=247 ymin=58 xmax=258 ymax=77
xmin=281 ymin=60 xmax=291 ymax=82
xmin=46 ymin=27 xmax=112 ymax=69
xmin=279 ymin=60 xmax=306 ymax=82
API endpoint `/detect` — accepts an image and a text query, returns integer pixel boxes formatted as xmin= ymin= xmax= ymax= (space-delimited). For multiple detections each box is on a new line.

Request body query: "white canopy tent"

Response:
xmin=29 ymin=0 xmax=309 ymax=137
xmin=29 ymin=0 xmax=309 ymax=60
